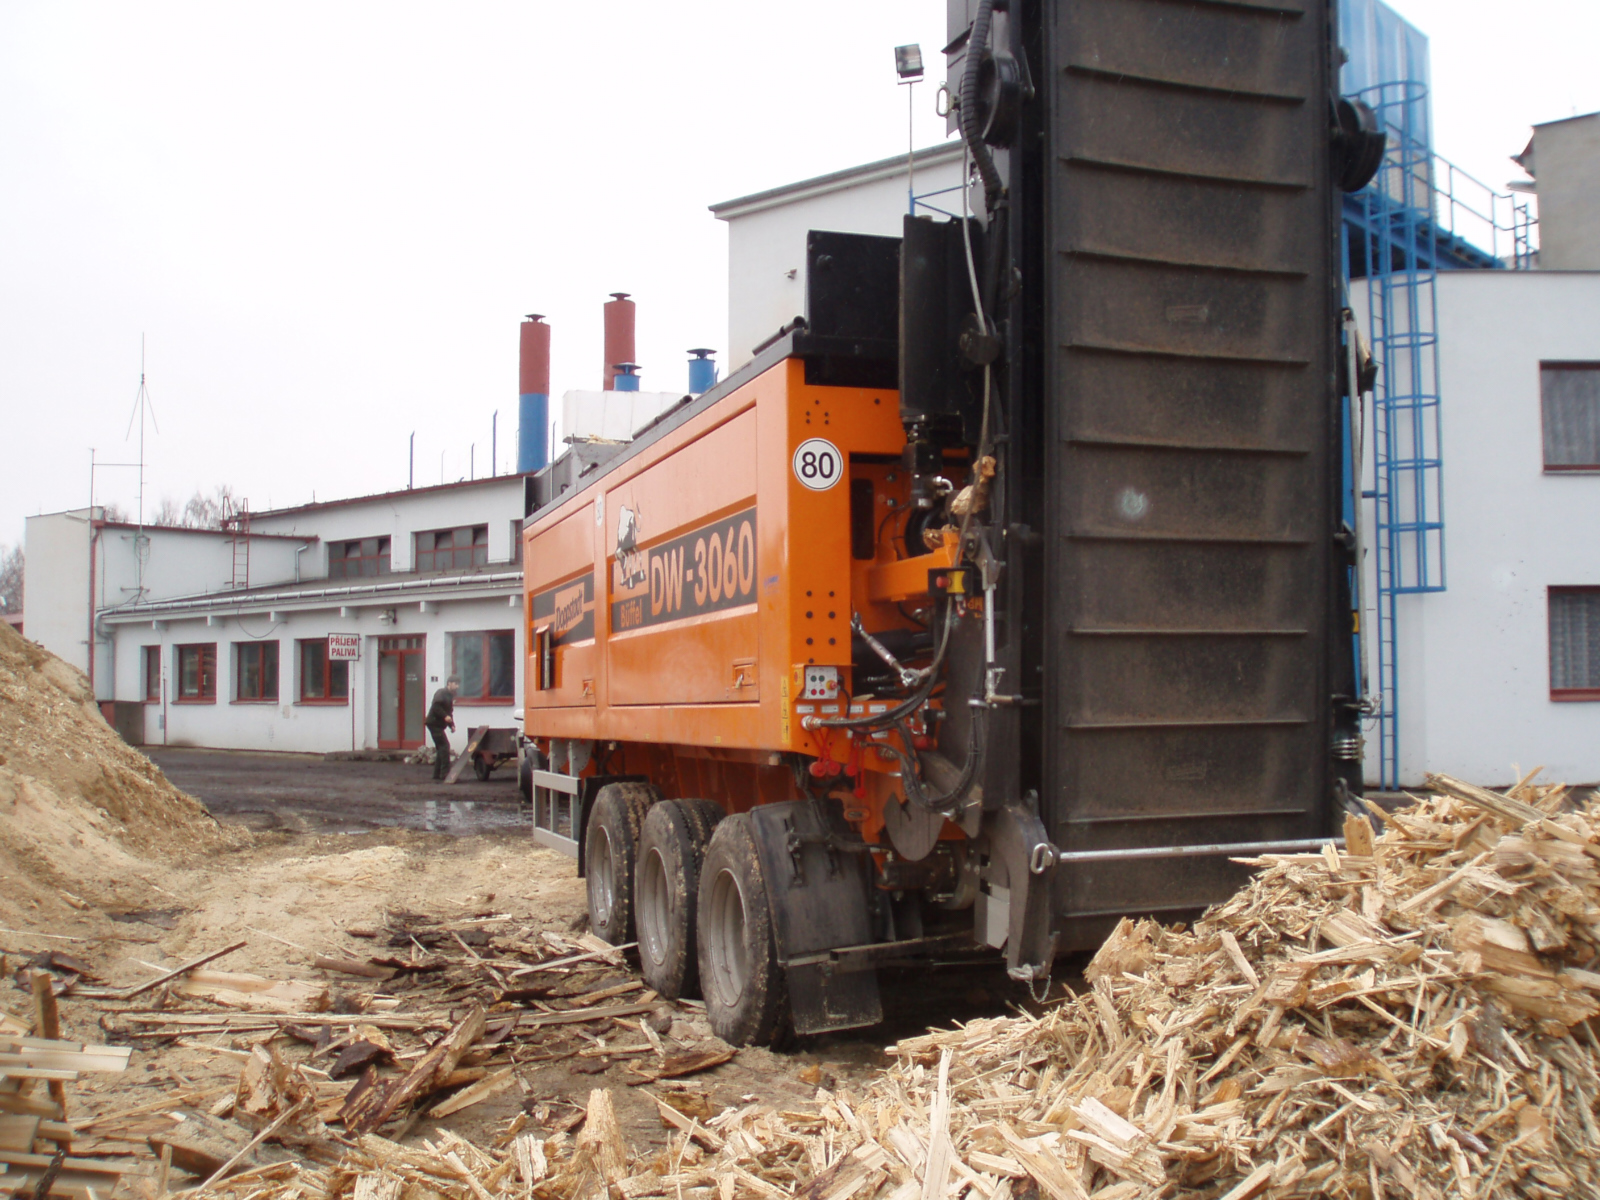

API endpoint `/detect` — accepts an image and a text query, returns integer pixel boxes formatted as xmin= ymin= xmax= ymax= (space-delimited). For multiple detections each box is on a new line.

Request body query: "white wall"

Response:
xmin=1533 ymin=113 xmax=1600 ymax=272
xmin=716 ymin=143 xmax=965 ymax=371
xmin=24 ymin=509 xmax=94 ymax=673
xmin=1390 ymin=270 xmax=1600 ymax=785
xmin=117 ymin=592 xmax=522 ymax=754
xmin=249 ymin=477 xmax=525 ymax=573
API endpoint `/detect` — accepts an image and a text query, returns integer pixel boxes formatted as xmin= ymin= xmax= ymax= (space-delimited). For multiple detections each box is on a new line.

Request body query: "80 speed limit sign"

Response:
xmin=792 ymin=437 xmax=842 ymax=491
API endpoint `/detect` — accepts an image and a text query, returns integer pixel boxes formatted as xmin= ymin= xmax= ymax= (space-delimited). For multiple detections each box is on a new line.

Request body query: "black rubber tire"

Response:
xmin=584 ymin=781 xmax=659 ymax=945
xmin=635 ymin=799 xmax=727 ymax=1000
xmin=696 ymin=812 xmax=790 ymax=1046
xmin=518 ymin=748 xmax=534 ymax=805
xmin=473 ymin=756 xmax=492 ymax=781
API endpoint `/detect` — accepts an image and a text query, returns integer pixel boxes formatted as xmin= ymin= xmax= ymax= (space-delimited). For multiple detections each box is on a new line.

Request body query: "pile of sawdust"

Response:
xmin=0 ymin=621 xmax=241 ymax=926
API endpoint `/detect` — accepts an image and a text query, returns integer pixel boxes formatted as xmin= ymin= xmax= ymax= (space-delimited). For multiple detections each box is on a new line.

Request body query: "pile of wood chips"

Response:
xmin=673 ymin=773 xmax=1600 ymax=1200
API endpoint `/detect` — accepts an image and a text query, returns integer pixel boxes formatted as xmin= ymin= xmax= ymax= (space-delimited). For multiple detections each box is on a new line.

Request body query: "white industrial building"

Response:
xmin=25 ymin=475 xmax=528 ymax=755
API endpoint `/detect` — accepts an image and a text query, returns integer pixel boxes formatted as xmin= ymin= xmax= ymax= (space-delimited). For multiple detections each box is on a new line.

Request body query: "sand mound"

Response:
xmin=0 ymin=621 xmax=239 ymax=926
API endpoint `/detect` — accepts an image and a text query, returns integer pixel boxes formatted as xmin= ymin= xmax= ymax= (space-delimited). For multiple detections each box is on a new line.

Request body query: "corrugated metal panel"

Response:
xmin=1041 ymin=0 xmax=1342 ymax=940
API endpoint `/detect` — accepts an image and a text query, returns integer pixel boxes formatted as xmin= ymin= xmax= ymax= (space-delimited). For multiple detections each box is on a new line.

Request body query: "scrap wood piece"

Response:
xmin=314 ymin=956 xmax=397 ymax=981
xmin=30 ymin=972 xmax=69 ymax=1122
xmin=515 ymin=999 xmax=661 ymax=1031
xmin=647 ymin=1093 xmax=724 ymax=1151
xmin=920 ymin=1049 xmax=953 ymax=1200
xmin=147 ymin=1110 xmax=263 ymax=1177
xmin=429 ymin=1067 xmax=516 ymax=1118
xmin=175 ymin=970 xmax=332 ymax=1013
xmin=196 ymin=1096 xmax=312 ymax=1191
xmin=329 ymin=1040 xmax=395 ymax=1081
xmin=628 ymin=1041 xmax=736 ymax=1084
xmin=0 ymin=1040 xmax=132 ymax=1075
xmin=1428 ymin=774 xmax=1545 ymax=827
xmin=340 ymin=1006 xmax=487 ymax=1135
xmin=573 ymin=1089 xmax=629 ymax=1186
xmin=507 ymin=943 xmax=639 ymax=977
xmin=118 ymin=940 xmax=249 ymax=1000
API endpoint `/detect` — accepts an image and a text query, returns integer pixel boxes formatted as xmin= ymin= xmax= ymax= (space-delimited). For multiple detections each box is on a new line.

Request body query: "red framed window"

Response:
xmin=298 ymin=638 xmax=349 ymax=703
xmin=450 ymin=630 xmax=515 ymax=702
xmin=1542 ymin=363 xmax=1600 ymax=471
xmin=234 ymin=641 xmax=279 ymax=702
xmin=142 ymin=645 xmax=161 ymax=701
xmin=416 ymin=526 xmax=489 ymax=572
xmin=1550 ymin=588 xmax=1600 ymax=700
xmin=175 ymin=643 xmax=216 ymax=702
xmin=329 ymin=537 xmax=391 ymax=579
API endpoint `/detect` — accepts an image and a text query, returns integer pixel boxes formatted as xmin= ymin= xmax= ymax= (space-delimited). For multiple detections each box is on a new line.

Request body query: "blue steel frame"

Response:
xmin=1345 ymin=81 xmax=1447 ymax=790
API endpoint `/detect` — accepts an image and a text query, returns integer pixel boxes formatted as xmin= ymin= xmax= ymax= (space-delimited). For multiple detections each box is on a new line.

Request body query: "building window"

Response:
xmin=175 ymin=643 xmax=216 ymax=702
xmin=329 ymin=537 xmax=391 ymax=579
xmin=234 ymin=641 xmax=279 ymax=702
xmin=1550 ymin=588 xmax=1600 ymax=700
xmin=451 ymin=630 xmax=515 ymax=702
xmin=142 ymin=646 xmax=161 ymax=701
xmin=1541 ymin=363 xmax=1600 ymax=471
xmin=416 ymin=526 xmax=489 ymax=572
xmin=298 ymin=639 xmax=349 ymax=703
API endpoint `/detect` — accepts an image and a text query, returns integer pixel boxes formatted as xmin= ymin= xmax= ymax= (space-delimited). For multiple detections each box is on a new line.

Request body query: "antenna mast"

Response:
xmin=124 ymin=334 xmax=161 ymax=597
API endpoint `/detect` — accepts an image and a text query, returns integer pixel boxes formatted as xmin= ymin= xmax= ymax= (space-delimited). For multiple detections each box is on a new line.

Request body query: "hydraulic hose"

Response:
xmin=807 ymin=599 xmax=957 ymax=732
xmin=959 ymin=0 xmax=1004 ymax=212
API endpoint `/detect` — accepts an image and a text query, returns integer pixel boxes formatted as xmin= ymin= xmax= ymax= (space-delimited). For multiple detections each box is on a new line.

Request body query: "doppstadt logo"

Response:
xmin=531 ymin=574 xmax=594 ymax=645
xmin=552 ymin=581 xmax=587 ymax=638
xmin=612 ymin=508 xmax=757 ymax=633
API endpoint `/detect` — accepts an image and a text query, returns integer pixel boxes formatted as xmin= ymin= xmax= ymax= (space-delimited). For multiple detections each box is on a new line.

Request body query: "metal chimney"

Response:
xmin=687 ymin=348 xmax=717 ymax=395
xmin=603 ymin=293 xmax=635 ymax=391
xmin=612 ymin=363 xmax=642 ymax=393
xmin=517 ymin=314 xmax=550 ymax=473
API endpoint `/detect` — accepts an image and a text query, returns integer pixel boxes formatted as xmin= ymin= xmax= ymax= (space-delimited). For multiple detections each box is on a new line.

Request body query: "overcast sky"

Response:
xmin=2 ymin=1 xmax=1596 ymax=551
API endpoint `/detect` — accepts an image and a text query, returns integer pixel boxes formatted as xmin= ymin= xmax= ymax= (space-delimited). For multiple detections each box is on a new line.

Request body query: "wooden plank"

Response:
xmin=0 ymin=1050 xmax=130 ymax=1075
xmin=0 ymin=1150 xmax=129 ymax=1173
xmin=30 ymin=973 xmax=68 ymax=1123
xmin=117 ymin=940 xmax=249 ymax=1000
xmin=0 ymin=1115 xmax=40 ymax=1153
xmin=429 ymin=1067 xmax=516 ymax=1118
xmin=513 ymin=1000 xmax=660 ymax=1030
xmin=0 ymin=1092 xmax=62 ymax=1119
xmin=444 ymin=728 xmax=487 ymax=785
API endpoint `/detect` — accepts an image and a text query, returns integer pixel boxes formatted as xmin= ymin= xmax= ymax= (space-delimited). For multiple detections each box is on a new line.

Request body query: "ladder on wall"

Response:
xmin=223 ymin=498 xmax=251 ymax=590
xmin=1352 ymin=81 xmax=1447 ymax=789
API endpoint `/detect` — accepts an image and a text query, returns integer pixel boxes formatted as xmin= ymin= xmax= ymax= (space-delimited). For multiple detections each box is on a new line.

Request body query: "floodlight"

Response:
xmin=895 ymin=44 xmax=924 ymax=80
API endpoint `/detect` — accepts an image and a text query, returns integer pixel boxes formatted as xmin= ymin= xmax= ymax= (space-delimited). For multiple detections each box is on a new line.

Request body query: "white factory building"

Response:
xmin=25 ymin=476 xmax=529 ymax=755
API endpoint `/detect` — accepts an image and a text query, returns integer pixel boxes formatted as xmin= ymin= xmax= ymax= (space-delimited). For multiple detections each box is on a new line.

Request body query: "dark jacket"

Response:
xmin=425 ymin=687 xmax=455 ymax=731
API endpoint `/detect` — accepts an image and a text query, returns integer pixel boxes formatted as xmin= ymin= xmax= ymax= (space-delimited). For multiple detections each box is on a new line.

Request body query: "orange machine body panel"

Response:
xmin=523 ymin=356 xmax=936 ymax=834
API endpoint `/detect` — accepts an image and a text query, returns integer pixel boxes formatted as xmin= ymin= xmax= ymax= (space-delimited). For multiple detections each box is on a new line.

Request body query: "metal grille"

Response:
xmin=1542 ymin=365 xmax=1600 ymax=469
xmin=1550 ymin=589 xmax=1600 ymax=693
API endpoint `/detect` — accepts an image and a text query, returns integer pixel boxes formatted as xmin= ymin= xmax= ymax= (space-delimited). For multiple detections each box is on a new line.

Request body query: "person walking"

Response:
xmin=426 ymin=676 xmax=460 ymax=781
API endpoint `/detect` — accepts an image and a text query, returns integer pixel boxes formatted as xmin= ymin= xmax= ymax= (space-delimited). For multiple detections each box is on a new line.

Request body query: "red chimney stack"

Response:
xmin=603 ymin=292 xmax=635 ymax=391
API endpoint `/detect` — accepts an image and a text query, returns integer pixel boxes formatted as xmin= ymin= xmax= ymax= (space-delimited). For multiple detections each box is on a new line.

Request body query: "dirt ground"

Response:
xmin=2 ymin=749 xmax=1028 ymax=1187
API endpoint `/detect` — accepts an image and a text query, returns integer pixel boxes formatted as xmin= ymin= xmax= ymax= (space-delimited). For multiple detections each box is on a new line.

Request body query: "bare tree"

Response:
xmin=0 ymin=544 xmax=22 ymax=614
xmin=151 ymin=495 xmax=182 ymax=526
xmin=101 ymin=501 xmax=129 ymax=523
xmin=181 ymin=484 xmax=239 ymax=529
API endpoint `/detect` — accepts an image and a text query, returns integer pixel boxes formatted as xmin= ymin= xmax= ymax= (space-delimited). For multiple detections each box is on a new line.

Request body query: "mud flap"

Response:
xmin=979 ymin=802 xmax=1059 ymax=982
xmin=745 ymin=801 xmax=883 ymax=1035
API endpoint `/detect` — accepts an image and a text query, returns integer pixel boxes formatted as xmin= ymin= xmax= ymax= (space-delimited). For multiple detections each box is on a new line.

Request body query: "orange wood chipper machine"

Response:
xmin=519 ymin=0 xmax=1386 ymax=1044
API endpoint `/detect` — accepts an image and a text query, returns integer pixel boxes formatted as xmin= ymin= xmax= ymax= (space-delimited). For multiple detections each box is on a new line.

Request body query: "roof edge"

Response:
xmin=710 ymin=141 xmax=965 ymax=220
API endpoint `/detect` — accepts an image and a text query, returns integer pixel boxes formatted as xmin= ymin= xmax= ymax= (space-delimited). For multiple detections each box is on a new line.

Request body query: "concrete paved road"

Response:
xmin=148 ymin=747 xmax=528 ymax=836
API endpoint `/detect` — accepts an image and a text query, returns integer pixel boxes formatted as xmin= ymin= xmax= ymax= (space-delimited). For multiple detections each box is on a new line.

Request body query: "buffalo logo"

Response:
xmin=615 ymin=505 xmax=647 ymax=589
